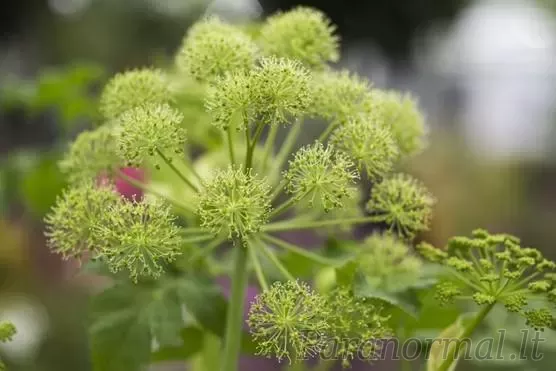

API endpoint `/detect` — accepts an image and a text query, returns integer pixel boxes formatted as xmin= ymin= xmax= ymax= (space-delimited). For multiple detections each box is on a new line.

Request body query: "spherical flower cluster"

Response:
xmin=283 ymin=142 xmax=359 ymax=212
xmin=249 ymin=57 xmax=312 ymax=126
xmin=358 ymin=233 xmax=423 ymax=292
xmin=330 ymin=115 xmax=398 ymax=180
xmin=116 ymin=103 xmax=186 ymax=168
xmin=310 ymin=70 xmax=372 ymax=123
xmin=45 ymin=181 xmax=120 ymax=260
xmin=365 ymin=90 xmax=427 ymax=157
xmin=176 ymin=16 xmax=258 ymax=82
xmin=0 ymin=322 xmax=16 ymax=343
xmin=366 ymin=173 xmax=435 ymax=239
xmin=247 ymin=281 xmax=390 ymax=366
xmin=197 ymin=167 xmax=272 ymax=242
xmin=205 ymin=72 xmax=252 ymax=130
xmin=99 ymin=68 xmax=170 ymax=120
xmin=259 ymin=6 xmax=339 ymax=69
xmin=418 ymin=229 xmax=556 ymax=330
xmin=59 ymin=124 xmax=120 ymax=184
xmin=248 ymin=280 xmax=330 ymax=363
xmin=92 ymin=197 xmax=184 ymax=282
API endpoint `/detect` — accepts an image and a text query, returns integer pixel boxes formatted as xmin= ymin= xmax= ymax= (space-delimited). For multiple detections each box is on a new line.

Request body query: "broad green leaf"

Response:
xmin=151 ymin=327 xmax=205 ymax=362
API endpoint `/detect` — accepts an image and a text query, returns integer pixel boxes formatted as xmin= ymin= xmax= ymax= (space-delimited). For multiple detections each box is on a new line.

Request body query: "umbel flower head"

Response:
xmin=366 ymin=173 xmax=435 ymax=239
xmin=330 ymin=115 xmax=398 ymax=180
xmin=116 ymin=103 xmax=186 ymax=168
xmin=248 ymin=280 xmax=330 ymax=363
xmin=205 ymin=71 xmax=252 ymax=131
xmin=365 ymin=90 xmax=427 ymax=157
xmin=176 ymin=16 xmax=258 ymax=82
xmin=417 ymin=229 xmax=556 ymax=330
xmin=59 ymin=124 xmax=120 ymax=184
xmin=92 ymin=196 xmax=184 ymax=282
xmin=310 ymin=69 xmax=372 ymax=123
xmin=283 ymin=141 xmax=359 ymax=212
xmin=325 ymin=288 xmax=391 ymax=368
xmin=259 ymin=6 xmax=339 ymax=69
xmin=45 ymin=181 xmax=120 ymax=260
xmin=197 ymin=166 xmax=272 ymax=242
xmin=99 ymin=68 xmax=170 ymax=120
xmin=358 ymin=232 xmax=423 ymax=292
xmin=249 ymin=57 xmax=312 ymax=126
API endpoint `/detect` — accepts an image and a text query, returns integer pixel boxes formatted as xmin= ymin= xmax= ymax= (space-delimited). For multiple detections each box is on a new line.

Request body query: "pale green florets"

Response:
xmin=358 ymin=233 xmax=423 ymax=292
xmin=59 ymin=125 xmax=120 ymax=184
xmin=176 ymin=17 xmax=258 ymax=82
xmin=44 ymin=181 xmax=120 ymax=259
xmin=259 ymin=6 xmax=339 ymax=69
xmin=283 ymin=142 xmax=359 ymax=212
xmin=434 ymin=282 xmax=462 ymax=305
xmin=330 ymin=115 xmax=398 ymax=180
xmin=249 ymin=57 xmax=312 ymax=126
xmin=365 ymin=90 xmax=427 ymax=157
xmin=248 ymin=280 xmax=330 ymax=363
xmin=366 ymin=174 xmax=435 ymax=239
xmin=311 ymin=70 xmax=372 ymax=122
xmin=116 ymin=103 xmax=186 ymax=168
xmin=92 ymin=197 xmax=184 ymax=282
xmin=418 ymin=230 xmax=556 ymax=330
xmin=99 ymin=68 xmax=170 ymax=120
xmin=325 ymin=288 xmax=390 ymax=367
xmin=197 ymin=167 xmax=272 ymax=242
xmin=205 ymin=72 xmax=252 ymax=130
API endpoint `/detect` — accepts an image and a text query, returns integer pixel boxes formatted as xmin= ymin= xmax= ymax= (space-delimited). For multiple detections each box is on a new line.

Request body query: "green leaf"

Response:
xmin=151 ymin=327 xmax=205 ymax=362
xmin=426 ymin=314 xmax=473 ymax=371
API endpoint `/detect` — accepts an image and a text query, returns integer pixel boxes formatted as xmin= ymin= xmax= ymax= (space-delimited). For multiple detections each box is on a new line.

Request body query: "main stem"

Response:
xmin=220 ymin=245 xmax=249 ymax=371
xmin=435 ymin=303 xmax=494 ymax=371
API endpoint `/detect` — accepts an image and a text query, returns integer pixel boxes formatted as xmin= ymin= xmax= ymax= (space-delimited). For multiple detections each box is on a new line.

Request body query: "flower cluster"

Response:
xmin=43 ymin=6 xmax=434 ymax=370
xmin=247 ymin=281 xmax=390 ymax=366
xmin=418 ymin=229 xmax=556 ymax=330
xmin=0 ymin=321 xmax=16 ymax=371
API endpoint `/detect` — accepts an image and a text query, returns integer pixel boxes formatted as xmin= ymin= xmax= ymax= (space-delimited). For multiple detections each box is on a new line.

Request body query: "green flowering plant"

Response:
xmin=0 ymin=322 xmax=16 ymax=371
xmin=41 ymin=6 xmax=553 ymax=371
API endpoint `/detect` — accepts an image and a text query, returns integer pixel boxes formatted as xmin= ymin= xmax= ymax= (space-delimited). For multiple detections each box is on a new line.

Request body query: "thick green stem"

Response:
xmin=318 ymin=121 xmax=338 ymax=142
xmin=220 ymin=245 xmax=249 ymax=371
xmin=227 ymin=128 xmax=236 ymax=166
xmin=248 ymin=241 xmax=269 ymax=291
xmin=269 ymin=196 xmax=299 ymax=219
xmin=257 ymin=239 xmax=295 ymax=281
xmin=436 ymin=303 xmax=494 ymax=371
xmin=271 ymin=118 xmax=303 ymax=183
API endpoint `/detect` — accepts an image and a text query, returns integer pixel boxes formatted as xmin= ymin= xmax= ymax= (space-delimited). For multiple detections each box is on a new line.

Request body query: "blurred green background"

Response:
xmin=1 ymin=0 xmax=556 ymax=370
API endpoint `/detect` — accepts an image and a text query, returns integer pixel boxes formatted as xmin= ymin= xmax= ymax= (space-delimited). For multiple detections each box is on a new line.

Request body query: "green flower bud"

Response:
xmin=283 ymin=142 xmax=359 ymax=212
xmin=446 ymin=257 xmax=473 ymax=273
xmin=44 ymin=181 xmax=120 ymax=259
xmin=176 ymin=17 xmax=258 ymax=82
xmin=528 ymin=280 xmax=552 ymax=293
xmin=59 ymin=125 xmax=120 ymax=184
xmin=416 ymin=242 xmax=448 ymax=263
xmin=434 ymin=282 xmax=461 ymax=305
xmin=93 ymin=197 xmax=183 ymax=282
xmin=325 ymin=288 xmax=390 ymax=367
xmin=503 ymin=294 xmax=528 ymax=313
xmin=117 ymin=103 xmax=186 ymax=168
xmin=364 ymin=90 xmax=427 ymax=157
xmin=479 ymin=258 xmax=494 ymax=271
xmin=358 ymin=233 xmax=423 ymax=292
xmin=249 ymin=56 xmax=312 ymax=126
xmin=100 ymin=68 xmax=170 ymax=120
xmin=495 ymin=251 xmax=512 ymax=262
xmin=205 ymin=72 xmax=252 ymax=130
xmin=197 ymin=167 xmax=271 ymax=242
xmin=472 ymin=292 xmax=496 ymax=306
xmin=366 ymin=174 xmax=435 ymax=239
xmin=472 ymin=228 xmax=490 ymax=239
xmin=537 ymin=259 xmax=556 ymax=272
xmin=479 ymin=273 xmax=499 ymax=283
xmin=503 ymin=269 xmax=521 ymax=280
xmin=310 ymin=69 xmax=372 ymax=122
xmin=548 ymin=289 xmax=556 ymax=303
xmin=525 ymin=308 xmax=553 ymax=331
xmin=0 ymin=322 xmax=16 ymax=343
xmin=259 ymin=6 xmax=339 ymax=68
xmin=330 ymin=115 xmax=398 ymax=180
xmin=248 ymin=280 xmax=330 ymax=363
